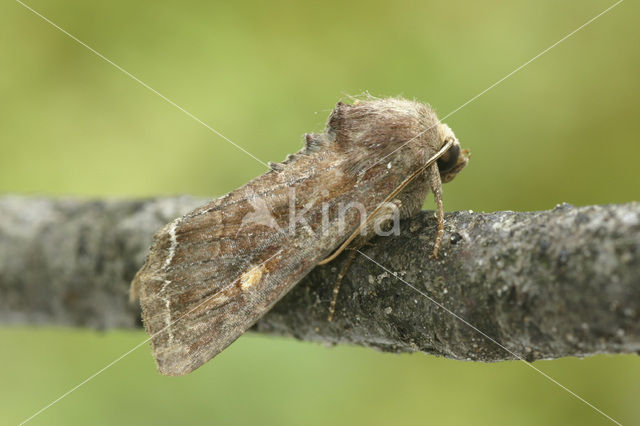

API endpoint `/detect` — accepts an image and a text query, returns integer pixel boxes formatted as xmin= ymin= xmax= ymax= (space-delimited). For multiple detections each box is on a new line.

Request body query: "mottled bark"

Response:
xmin=0 ymin=195 xmax=638 ymax=362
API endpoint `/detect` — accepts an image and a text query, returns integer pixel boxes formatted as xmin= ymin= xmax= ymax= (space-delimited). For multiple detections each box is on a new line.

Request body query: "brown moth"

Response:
xmin=131 ymin=97 xmax=469 ymax=375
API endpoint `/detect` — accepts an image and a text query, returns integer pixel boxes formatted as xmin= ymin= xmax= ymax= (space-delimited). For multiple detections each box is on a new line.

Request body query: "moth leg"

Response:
xmin=328 ymin=248 xmax=358 ymax=322
xmin=428 ymin=164 xmax=444 ymax=259
xmin=327 ymin=199 xmax=402 ymax=322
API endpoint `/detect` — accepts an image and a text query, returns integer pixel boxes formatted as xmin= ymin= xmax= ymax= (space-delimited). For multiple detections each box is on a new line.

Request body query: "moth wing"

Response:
xmin=132 ymin=182 xmax=334 ymax=376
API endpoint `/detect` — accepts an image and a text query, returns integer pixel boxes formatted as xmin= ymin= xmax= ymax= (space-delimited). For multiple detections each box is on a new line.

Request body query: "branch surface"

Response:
xmin=1 ymin=195 xmax=638 ymax=362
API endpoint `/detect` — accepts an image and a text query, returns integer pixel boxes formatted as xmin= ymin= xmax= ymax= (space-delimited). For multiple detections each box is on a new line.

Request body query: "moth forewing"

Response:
xmin=132 ymin=97 xmax=468 ymax=375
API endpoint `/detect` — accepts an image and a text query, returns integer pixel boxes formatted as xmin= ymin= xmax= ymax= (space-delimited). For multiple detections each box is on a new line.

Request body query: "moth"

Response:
xmin=131 ymin=97 xmax=469 ymax=375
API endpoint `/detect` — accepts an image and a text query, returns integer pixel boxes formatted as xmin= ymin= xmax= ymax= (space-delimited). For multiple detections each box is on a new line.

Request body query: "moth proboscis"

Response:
xmin=131 ymin=96 xmax=470 ymax=375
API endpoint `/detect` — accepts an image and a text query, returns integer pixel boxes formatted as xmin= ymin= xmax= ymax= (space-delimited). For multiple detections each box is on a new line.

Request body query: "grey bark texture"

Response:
xmin=0 ymin=195 xmax=638 ymax=362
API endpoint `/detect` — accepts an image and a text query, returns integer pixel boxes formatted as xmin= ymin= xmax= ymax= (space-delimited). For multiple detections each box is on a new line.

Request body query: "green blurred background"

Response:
xmin=1 ymin=0 xmax=639 ymax=424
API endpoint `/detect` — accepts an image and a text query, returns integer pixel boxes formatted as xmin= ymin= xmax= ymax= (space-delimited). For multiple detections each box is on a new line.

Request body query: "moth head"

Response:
xmin=437 ymin=123 xmax=470 ymax=183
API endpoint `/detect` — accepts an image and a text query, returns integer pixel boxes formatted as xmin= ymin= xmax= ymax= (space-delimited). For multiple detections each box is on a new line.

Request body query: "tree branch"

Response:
xmin=1 ymin=195 xmax=638 ymax=362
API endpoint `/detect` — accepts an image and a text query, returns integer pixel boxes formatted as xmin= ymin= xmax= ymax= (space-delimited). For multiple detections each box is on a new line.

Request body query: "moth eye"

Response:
xmin=436 ymin=141 xmax=460 ymax=174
